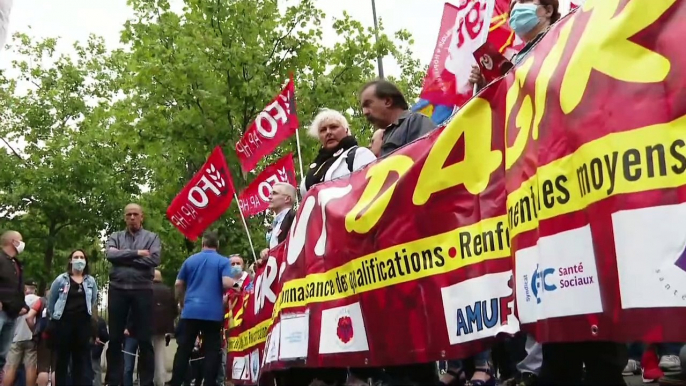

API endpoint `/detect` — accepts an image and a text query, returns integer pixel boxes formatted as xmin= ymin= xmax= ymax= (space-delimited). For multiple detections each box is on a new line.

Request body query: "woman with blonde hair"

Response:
xmin=301 ymin=108 xmax=376 ymax=196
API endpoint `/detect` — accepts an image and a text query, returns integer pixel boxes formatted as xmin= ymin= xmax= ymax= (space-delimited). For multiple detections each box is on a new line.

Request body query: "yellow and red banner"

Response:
xmin=228 ymin=1 xmax=686 ymax=381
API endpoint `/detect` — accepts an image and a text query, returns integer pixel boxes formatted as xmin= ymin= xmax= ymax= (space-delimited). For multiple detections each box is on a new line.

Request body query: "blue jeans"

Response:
xmin=0 ymin=311 xmax=16 ymax=369
xmin=123 ymin=337 xmax=139 ymax=386
xmin=217 ymin=348 xmax=227 ymax=385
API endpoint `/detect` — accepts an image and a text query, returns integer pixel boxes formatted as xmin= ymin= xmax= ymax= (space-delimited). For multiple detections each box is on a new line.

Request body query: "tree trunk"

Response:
xmin=39 ymin=223 xmax=57 ymax=295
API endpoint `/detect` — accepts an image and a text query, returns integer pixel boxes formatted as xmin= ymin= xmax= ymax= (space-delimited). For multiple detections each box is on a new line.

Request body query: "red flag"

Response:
xmin=237 ymin=153 xmax=297 ymax=217
xmin=418 ymin=1 xmax=495 ymax=108
xmin=166 ymin=146 xmax=236 ymax=241
xmin=235 ymin=75 xmax=299 ymax=174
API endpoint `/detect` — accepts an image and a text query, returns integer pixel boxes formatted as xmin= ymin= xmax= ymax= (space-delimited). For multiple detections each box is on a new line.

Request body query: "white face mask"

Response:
xmin=14 ymin=241 xmax=25 ymax=255
xmin=71 ymin=258 xmax=87 ymax=272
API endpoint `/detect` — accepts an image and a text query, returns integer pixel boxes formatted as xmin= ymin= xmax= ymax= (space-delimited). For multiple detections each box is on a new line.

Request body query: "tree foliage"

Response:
xmin=0 ymin=0 xmax=425 ymax=287
xmin=0 ymin=34 xmax=144 ymax=291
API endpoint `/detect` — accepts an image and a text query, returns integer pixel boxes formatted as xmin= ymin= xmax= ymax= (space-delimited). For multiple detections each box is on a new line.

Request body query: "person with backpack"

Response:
xmin=300 ymin=108 xmax=376 ymax=198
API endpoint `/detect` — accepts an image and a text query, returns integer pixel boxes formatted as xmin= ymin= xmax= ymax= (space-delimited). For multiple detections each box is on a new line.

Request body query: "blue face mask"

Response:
xmin=509 ymin=3 xmax=541 ymax=37
xmin=72 ymin=259 xmax=86 ymax=272
xmin=230 ymin=265 xmax=243 ymax=277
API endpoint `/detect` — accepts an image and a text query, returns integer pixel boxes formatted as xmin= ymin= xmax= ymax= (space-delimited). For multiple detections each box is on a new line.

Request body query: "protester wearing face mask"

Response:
xmin=222 ymin=254 xmax=253 ymax=386
xmin=469 ymin=0 xmax=561 ymax=90
xmin=47 ymin=249 xmax=99 ymax=386
xmin=0 ymin=230 xmax=30 ymax=378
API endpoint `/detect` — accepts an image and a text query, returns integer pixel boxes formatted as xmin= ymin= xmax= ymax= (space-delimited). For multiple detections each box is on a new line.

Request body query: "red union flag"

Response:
xmin=166 ymin=146 xmax=236 ymax=241
xmin=238 ymin=153 xmax=297 ymax=217
xmin=418 ymin=0 xmax=496 ymax=107
xmin=235 ymin=75 xmax=299 ymax=173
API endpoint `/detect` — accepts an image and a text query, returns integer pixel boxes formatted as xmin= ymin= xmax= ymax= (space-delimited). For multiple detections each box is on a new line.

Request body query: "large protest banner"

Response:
xmin=228 ymin=1 xmax=686 ymax=381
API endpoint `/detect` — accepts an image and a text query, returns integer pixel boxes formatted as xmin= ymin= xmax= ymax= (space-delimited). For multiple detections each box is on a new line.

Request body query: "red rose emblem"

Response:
xmin=336 ymin=315 xmax=354 ymax=344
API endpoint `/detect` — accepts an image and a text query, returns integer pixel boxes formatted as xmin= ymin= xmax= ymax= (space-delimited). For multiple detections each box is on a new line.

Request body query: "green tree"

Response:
xmin=115 ymin=0 xmax=425 ymax=274
xmin=0 ymin=34 xmax=145 ymax=291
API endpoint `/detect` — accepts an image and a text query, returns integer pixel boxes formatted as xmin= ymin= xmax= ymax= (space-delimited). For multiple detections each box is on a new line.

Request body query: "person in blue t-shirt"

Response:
xmin=167 ymin=231 xmax=237 ymax=386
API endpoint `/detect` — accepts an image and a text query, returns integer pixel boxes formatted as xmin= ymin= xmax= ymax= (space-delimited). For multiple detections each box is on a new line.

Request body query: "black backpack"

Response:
xmin=345 ymin=146 xmax=359 ymax=172
xmin=32 ymin=297 xmax=49 ymax=342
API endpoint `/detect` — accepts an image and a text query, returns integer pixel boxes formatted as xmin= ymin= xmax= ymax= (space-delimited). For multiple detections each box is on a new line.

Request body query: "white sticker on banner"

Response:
xmin=266 ymin=322 xmax=281 ymax=363
xmin=231 ymin=355 xmax=247 ymax=380
xmin=279 ymin=311 xmax=310 ymax=359
xmin=318 ymin=301 xmax=369 ymax=354
xmin=613 ymin=203 xmax=686 ymax=309
xmin=261 ymin=332 xmax=271 ymax=367
xmin=250 ymin=348 xmax=260 ymax=382
xmin=515 ymin=225 xmax=603 ymax=324
xmin=441 ymin=271 xmax=519 ymax=345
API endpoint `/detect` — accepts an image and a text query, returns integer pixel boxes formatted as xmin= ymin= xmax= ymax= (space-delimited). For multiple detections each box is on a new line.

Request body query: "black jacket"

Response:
xmin=277 ymin=209 xmax=296 ymax=245
xmin=91 ymin=316 xmax=109 ymax=359
xmin=0 ymin=251 xmax=28 ymax=318
xmin=152 ymin=281 xmax=177 ymax=335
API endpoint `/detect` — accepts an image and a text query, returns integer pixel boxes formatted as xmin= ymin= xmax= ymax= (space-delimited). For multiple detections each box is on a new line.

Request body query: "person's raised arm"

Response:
xmin=106 ymin=233 xmax=140 ymax=262
xmin=132 ymin=234 xmax=162 ymax=268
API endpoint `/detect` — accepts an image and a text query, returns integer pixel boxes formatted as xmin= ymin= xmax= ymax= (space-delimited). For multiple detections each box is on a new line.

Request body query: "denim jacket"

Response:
xmin=48 ymin=272 xmax=98 ymax=320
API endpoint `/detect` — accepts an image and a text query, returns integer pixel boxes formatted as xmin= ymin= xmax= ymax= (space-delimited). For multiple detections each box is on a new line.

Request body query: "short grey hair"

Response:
xmin=273 ymin=182 xmax=297 ymax=203
xmin=307 ymin=108 xmax=350 ymax=138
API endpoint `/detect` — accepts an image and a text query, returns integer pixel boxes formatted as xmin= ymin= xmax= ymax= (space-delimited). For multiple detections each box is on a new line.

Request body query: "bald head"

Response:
xmin=1 ymin=231 xmax=23 ymax=257
xmin=370 ymin=129 xmax=384 ymax=157
xmin=268 ymin=183 xmax=296 ymax=212
xmin=124 ymin=203 xmax=144 ymax=232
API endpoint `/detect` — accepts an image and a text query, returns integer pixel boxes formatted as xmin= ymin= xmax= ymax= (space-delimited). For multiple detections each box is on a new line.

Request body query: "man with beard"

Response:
xmin=359 ymin=79 xmax=436 ymax=157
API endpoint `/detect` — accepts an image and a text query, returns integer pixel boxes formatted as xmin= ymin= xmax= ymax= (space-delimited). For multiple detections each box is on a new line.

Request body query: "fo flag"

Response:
xmin=238 ymin=153 xmax=297 ymax=217
xmin=235 ymin=74 xmax=299 ymax=174
xmin=166 ymin=146 xmax=236 ymax=241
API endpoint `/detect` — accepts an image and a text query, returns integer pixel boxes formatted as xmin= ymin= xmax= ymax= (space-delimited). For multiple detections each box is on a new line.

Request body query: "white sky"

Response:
xmin=0 ymin=0 xmax=447 ymax=76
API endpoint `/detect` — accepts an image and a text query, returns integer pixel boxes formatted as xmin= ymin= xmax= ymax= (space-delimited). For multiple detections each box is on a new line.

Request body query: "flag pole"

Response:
xmin=371 ymin=0 xmax=384 ymax=78
xmin=234 ymin=192 xmax=258 ymax=264
xmin=294 ymin=129 xmax=306 ymax=184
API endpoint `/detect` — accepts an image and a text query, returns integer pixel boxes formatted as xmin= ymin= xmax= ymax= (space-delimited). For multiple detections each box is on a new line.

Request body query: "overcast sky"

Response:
xmin=0 ymin=0 xmax=447 ymax=76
